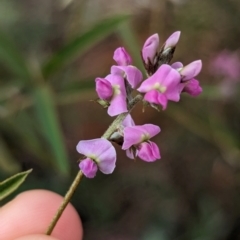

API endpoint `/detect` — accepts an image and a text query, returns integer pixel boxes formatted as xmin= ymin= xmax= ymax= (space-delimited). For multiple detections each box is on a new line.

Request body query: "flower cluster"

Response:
xmin=76 ymin=31 xmax=203 ymax=178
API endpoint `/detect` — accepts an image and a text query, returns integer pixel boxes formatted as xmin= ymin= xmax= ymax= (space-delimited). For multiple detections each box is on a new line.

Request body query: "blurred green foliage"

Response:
xmin=1 ymin=0 xmax=240 ymax=239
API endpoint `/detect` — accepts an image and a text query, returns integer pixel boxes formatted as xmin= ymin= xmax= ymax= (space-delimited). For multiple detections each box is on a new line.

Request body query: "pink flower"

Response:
xmin=182 ymin=78 xmax=202 ymax=96
xmin=111 ymin=65 xmax=143 ymax=89
xmin=137 ymin=64 xmax=182 ymax=110
xmin=95 ymin=74 xmax=128 ymax=116
xmin=179 ymin=60 xmax=202 ymax=81
xmin=142 ymin=33 xmax=159 ymax=65
xmin=122 ymin=124 xmax=161 ymax=162
xmin=77 ymin=138 xmax=117 ymax=178
xmin=113 ymin=47 xmax=132 ymax=66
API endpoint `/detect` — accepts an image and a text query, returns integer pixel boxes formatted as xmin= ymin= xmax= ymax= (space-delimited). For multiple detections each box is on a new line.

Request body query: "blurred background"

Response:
xmin=1 ymin=0 xmax=240 ymax=239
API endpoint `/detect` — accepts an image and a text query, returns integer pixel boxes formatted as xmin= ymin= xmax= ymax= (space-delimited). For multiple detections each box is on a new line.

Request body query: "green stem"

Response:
xmin=45 ymin=94 xmax=143 ymax=235
xmin=45 ymin=170 xmax=83 ymax=235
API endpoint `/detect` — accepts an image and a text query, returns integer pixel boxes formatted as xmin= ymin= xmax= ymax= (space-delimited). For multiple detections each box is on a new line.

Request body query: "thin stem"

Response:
xmin=102 ymin=94 xmax=143 ymax=139
xmin=45 ymin=171 xmax=83 ymax=235
xmin=45 ymin=94 xmax=143 ymax=236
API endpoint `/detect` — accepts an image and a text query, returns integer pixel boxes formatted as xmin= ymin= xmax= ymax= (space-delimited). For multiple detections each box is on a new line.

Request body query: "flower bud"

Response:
xmin=95 ymin=78 xmax=113 ymax=100
xmin=163 ymin=31 xmax=181 ymax=51
xmin=141 ymin=33 xmax=159 ymax=65
xmin=113 ymin=47 xmax=132 ymax=66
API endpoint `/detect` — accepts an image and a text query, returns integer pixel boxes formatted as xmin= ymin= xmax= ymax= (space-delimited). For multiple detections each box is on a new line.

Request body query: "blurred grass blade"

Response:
xmin=0 ymin=169 xmax=32 ymax=201
xmin=33 ymin=84 xmax=69 ymax=175
xmin=43 ymin=15 xmax=129 ymax=78
xmin=0 ymin=136 xmax=20 ymax=174
xmin=166 ymin=104 xmax=212 ymax=143
xmin=0 ymin=31 xmax=30 ymax=82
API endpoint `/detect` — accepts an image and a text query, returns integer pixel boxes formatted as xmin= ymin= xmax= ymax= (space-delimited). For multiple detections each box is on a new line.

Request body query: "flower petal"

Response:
xmin=122 ymin=114 xmax=135 ymax=128
xmin=95 ymin=78 xmax=113 ymax=100
xmin=180 ymin=60 xmax=202 ymax=81
xmin=171 ymin=61 xmax=183 ymax=69
xmin=79 ymin=158 xmax=98 ymax=178
xmin=142 ymin=33 xmax=159 ymax=64
xmin=144 ymin=90 xmax=168 ymax=110
xmin=76 ymin=138 xmax=114 ymax=160
xmin=122 ymin=124 xmax=160 ymax=149
xmin=138 ymin=124 xmax=161 ymax=138
xmin=164 ymin=31 xmax=181 ymax=50
xmin=126 ymin=148 xmax=135 ymax=159
xmin=105 ymin=74 xmax=128 ymax=116
xmin=111 ymin=65 xmax=143 ymax=89
xmin=113 ymin=47 xmax=132 ymax=66
xmin=137 ymin=141 xmax=161 ymax=162
xmin=97 ymin=142 xmax=116 ymax=174
xmin=122 ymin=126 xmax=145 ymax=149
xmin=183 ymin=78 xmax=202 ymax=96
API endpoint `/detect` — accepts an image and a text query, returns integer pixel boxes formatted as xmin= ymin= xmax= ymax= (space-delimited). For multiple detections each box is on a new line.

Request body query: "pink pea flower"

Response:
xmin=95 ymin=74 xmax=128 ymax=117
xmin=111 ymin=65 xmax=143 ymax=89
xmin=137 ymin=64 xmax=183 ymax=110
xmin=142 ymin=33 xmax=160 ymax=65
xmin=179 ymin=60 xmax=202 ymax=81
xmin=171 ymin=60 xmax=202 ymax=96
xmin=77 ymin=138 xmax=117 ymax=178
xmin=122 ymin=124 xmax=161 ymax=162
xmin=113 ymin=47 xmax=132 ymax=66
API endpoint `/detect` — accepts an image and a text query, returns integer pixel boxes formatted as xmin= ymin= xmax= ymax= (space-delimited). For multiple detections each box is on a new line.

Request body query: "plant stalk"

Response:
xmin=45 ymin=94 xmax=143 ymax=235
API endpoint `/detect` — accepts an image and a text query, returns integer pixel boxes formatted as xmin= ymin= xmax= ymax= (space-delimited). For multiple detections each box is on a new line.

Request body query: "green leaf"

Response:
xmin=0 ymin=31 xmax=30 ymax=82
xmin=0 ymin=169 xmax=32 ymax=201
xmin=42 ymin=15 xmax=129 ymax=78
xmin=33 ymin=84 xmax=70 ymax=175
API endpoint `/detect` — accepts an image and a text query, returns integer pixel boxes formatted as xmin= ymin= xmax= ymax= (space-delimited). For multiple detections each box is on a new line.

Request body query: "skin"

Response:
xmin=0 ymin=190 xmax=83 ymax=240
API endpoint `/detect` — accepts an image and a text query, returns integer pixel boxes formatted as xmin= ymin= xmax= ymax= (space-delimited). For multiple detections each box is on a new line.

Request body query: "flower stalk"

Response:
xmin=45 ymin=94 xmax=143 ymax=235
xmin=45 ymin=30 xmax=202 ymax=235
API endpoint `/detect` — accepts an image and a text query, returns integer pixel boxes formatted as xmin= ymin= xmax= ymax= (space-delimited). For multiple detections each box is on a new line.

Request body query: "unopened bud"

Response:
xmin=141 ymin=33 xmax=159 ymax=65
xmin=113 ymin=47 xmax=132 ymax=66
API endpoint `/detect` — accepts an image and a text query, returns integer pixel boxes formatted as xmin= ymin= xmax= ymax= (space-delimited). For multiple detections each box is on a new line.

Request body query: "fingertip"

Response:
xmin=0 ymin=190 xmax=83 ymax=240
xmin=15 ymin=234 xmax=59 ymax=240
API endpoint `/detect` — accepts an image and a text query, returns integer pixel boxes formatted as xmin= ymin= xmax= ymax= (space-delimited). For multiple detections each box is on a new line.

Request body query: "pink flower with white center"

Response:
xmin=182 ymin=78 xmax=202 ymax=96
xmin=137 ymin=64 xmax=183 ymax=110
xmin=122 ymin=124 xmax=161 ymax=162
xmin=95 ymin=74 xmax=128 ymax=116
xmin=111 ymin=65 xmax=143 ymax=89
xmin=77 ymin=138 xmax=117 ymax=178
xmin=142 ymin=33 xmax=159 ymax=65
xmin=179 ymin=60 xmax=202 ymax=81
xmin=113 ymin=47 xmax=132 ymax=66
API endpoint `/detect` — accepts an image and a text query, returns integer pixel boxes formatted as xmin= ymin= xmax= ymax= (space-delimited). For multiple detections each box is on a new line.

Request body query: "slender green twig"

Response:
xmin=45 ymin=170 xmax=83 ymax=235
xmin=45 ymin=94 xmax=143 ymax=235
